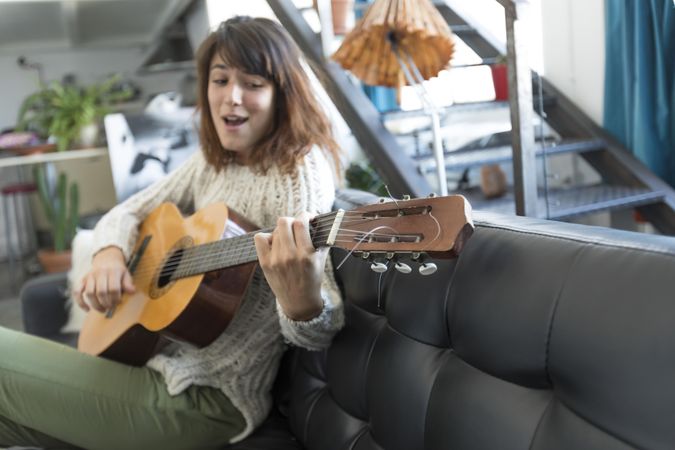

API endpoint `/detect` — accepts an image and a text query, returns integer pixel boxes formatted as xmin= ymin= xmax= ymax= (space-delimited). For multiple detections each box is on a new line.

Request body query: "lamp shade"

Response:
xmin=332 ymin=0 xmax=454 ymax=87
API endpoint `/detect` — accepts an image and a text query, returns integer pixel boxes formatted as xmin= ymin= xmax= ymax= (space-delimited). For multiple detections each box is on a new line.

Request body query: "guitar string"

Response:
xmin=131 ymin=214 xmax=419 ymax=265
xmin=125 ymin=211 xmax=428 ymax=278
xmin=123 ymin=212 xmax=437 ymax=279
xmin=124 ymin=214 xmax=384 ymax=274
xmin=123 ymin=209 xmax=404 ymax=263
xmin=334 ymin=225 xmax=400 ymax=270
xmin=127 ymin=226 xmax=426 ymax=281
xmin=128 ymin=228 xmax=422 ymax=281
xmin=127 ymin=219 xmax=423 ymax=277
xmin=122 ymin=212 xmax=389 ymax=274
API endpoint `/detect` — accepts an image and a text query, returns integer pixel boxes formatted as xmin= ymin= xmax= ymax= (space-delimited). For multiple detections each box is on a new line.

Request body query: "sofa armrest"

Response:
xmin=20 ymin=272 xmax=70 ymax=338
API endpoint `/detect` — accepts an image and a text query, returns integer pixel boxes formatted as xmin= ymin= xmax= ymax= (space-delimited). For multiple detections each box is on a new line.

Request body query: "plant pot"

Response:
xmin=313 ymin=0 xmax=355 ymax=35
xmin=37 ymin=248 xmax=72 ymax=273
xmin=331 ymin=0 xmax=355 ymax=35
xmin=490 ymin=63 xmax=509 ymax=101
xmin=78 ymin=122 xmax=100 ymax=148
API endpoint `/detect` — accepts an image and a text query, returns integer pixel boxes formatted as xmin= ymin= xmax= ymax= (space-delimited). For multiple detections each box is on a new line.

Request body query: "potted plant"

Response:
xmin=33 ymin=165 xmax=79 ymax=273
xmin=490 ymin=54 xmax=509 ymax=101
xmin=16 ymin=75 xmax=131 ymax=151
xmin=345 ymin=160 xmax=388 ymax=196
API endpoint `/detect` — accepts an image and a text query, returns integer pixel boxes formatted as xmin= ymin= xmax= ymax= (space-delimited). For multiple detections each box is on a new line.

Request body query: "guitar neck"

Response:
xmin=173 ymin=233 xmax=259 ymax=278
xmin=172 ymin=211 xmax=337 ymax=279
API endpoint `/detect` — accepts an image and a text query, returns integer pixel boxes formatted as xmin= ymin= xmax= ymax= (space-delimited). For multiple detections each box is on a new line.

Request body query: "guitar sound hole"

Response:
xmin=158 ymin=249 xmax=184 ymax=288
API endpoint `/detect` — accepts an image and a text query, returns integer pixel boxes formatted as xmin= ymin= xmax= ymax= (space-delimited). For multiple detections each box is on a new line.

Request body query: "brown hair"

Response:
xmin=195 ymin=16 xmax=341 ymax=175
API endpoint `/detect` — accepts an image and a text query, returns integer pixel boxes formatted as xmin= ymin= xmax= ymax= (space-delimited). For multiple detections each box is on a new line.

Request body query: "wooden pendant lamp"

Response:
xmin=331 ymin=0 xmax=455 ymax=88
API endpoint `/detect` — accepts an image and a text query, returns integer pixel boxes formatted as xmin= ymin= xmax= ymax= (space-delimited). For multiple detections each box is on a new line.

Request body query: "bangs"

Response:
xmin=215 ymin=30 xmax=275 ymax=81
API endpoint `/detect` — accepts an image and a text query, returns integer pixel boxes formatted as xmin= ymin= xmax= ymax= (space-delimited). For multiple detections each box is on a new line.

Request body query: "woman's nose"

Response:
xmin=226 ymin=83 xmax=243 ymax=106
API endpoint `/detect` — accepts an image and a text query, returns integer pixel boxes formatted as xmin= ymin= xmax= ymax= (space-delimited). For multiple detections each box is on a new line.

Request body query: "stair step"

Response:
xmin=442 ymin=96 xmax=557 ymax=114
xmin=449 ymin=24 xmax=475 ymax=34
xmin=416 ymin=139 xmax=606 ymax=170
xmin=457 ymin=185 xmax=666 ymax=220
xmin=384 ymin=95 xmax=557 ymax=132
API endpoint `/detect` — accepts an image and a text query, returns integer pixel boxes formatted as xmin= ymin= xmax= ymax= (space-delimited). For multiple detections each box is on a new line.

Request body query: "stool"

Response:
xmin=2 ymin=182 xmax=37 ymax=290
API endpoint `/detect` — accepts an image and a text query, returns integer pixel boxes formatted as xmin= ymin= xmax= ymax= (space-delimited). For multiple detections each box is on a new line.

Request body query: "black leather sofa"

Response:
xmin=20 ymin=189 xmax=675 ymax=449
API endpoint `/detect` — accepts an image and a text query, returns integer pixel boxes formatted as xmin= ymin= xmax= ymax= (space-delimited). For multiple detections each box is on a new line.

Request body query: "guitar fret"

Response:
xmin=174 ymin=234 xmax=260 ymax=280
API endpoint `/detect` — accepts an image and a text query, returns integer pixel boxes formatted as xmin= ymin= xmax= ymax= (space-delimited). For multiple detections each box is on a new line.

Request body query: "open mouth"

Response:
xmin=223 ymin=115 xmax=248 ymax=126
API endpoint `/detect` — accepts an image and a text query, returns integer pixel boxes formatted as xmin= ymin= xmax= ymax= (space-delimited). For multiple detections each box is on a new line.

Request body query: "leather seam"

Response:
xmin=347 ymin=426 xmax=373 ymax=450
xmin=528 ymin=395 xmax=555 ymax=450
xmin=474 ymin=221 xmax=675 ymax=258
xmin=543 ymin=244 xmax=585 ymax=386
xmin=444 ymin=255 xmax=464 ymax=350
xmin=552 ymin=398 xmax=644 ymax=450
xmin=302 ymin=386 xmax=323 ymax=443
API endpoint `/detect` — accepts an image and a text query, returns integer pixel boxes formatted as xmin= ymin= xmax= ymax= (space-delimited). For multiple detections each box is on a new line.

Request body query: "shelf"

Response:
xmin=0 ymin=148 xmax=108 ymax=169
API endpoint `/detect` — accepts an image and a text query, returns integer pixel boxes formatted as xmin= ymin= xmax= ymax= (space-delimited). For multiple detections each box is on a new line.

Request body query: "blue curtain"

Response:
xmin=603 ymin=0 xmax=675 ymax=186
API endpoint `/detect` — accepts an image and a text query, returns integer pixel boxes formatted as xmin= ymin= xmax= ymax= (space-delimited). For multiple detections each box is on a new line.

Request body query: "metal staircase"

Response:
xmin=267 ymin=0 xmax=675 ymax=234
xmin=436 ymin=0 xmax=675 ymax=232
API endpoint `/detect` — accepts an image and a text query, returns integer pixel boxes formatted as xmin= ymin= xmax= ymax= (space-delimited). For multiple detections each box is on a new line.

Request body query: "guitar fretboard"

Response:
xmin=173 ymin=233 xmax=259 ymax=279
xmin=168 ymin=210 xmax=338 ymax=280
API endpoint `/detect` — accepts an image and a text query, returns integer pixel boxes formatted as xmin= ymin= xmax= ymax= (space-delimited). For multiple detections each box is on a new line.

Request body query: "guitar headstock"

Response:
xmin=311 ymin=194 xmax=474 ymax=261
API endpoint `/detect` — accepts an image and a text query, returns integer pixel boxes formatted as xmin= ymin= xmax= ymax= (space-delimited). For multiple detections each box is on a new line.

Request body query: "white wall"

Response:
xmin=540 ymin=0 xmax=606 ymax=125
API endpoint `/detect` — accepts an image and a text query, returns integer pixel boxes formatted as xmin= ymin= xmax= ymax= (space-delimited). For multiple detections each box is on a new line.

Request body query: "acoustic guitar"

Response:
xmin=77 ymin=195 xmax=474 ymax=366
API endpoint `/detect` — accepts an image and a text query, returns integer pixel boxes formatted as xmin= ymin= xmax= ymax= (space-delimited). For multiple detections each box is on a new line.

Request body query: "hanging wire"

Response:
xmin=537 ymin=72 xmax=551 ymax=219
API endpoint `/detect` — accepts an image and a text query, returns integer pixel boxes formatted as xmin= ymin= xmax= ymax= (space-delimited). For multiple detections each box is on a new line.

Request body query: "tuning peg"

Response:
xmin=370 ymin=262 xmax=388 ymax=273
xmin=419 ymin=262 xmax=437 ymax=276
xmin=395 ymin=261 xmax=412 ymax=274
xmin=402 ymin=194 xmax=411 ymax=201
xmin=428 ymin=193 xmax=437 ymax=198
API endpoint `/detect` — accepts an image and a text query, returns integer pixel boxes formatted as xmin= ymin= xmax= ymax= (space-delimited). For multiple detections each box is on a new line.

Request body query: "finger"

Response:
xmin=292 ymin=215 xmax=315 ymax=254
xmin=74 ymin=277 xmax=90 ymax=312
xmin=107 ymin=271 xmax=123 ymax=308
xmin=122 ymin=270 xmax=136 ymax=294
xmin=274 ymin=217 xmax=296 ymax=253
xmin=95 ymin=273 xmax=110 ymax=310
xmin=84 ymin=275 xmax=104 ymax=313
xmin=254 ymin=232 xmax=272 ymax=261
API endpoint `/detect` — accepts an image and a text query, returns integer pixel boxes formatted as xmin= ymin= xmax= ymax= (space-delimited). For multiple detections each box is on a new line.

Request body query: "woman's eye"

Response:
xmin=246 ymin=82 xmax=263 ymax=88
xmin=212 ymin=78 xmax=228 ymax=85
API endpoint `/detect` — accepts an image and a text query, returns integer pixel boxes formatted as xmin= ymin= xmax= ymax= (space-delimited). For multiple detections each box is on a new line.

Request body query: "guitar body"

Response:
xmin=77 ymin=203 xmax=258 ymax=366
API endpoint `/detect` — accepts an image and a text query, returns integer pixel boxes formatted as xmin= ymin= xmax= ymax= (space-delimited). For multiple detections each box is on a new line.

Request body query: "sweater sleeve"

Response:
xmin=272 ymin=147 xmax=345 ymax=350
xmin=91 ymin=151 xmax=203 ymax=260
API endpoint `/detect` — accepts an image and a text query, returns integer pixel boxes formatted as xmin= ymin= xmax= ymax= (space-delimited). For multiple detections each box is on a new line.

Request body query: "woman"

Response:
xmin=0 ymin=16 xmax=344 ymax=449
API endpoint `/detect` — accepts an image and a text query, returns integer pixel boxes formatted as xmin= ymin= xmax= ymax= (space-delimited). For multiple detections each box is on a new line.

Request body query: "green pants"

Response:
xmin=0 ymin=326 xmax=245 ymax=450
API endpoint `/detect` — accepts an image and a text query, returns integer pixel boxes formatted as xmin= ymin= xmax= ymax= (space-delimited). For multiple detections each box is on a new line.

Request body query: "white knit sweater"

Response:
xmin=91 ymin=147 xmax=344 ymax=442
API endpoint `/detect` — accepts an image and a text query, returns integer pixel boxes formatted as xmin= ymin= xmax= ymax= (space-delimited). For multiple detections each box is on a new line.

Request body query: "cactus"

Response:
xmin=33 ymin=165 xmax=80 ymax=252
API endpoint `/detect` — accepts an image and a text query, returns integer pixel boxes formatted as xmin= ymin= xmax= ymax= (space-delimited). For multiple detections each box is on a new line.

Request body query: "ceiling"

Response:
xmin=0 ymin=0 xmax=194 ymax=54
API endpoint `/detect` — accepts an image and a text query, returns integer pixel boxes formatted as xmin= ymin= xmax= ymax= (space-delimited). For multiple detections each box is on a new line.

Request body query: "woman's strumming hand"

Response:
xmin=74 ymin=246 xmax=135 ymax=313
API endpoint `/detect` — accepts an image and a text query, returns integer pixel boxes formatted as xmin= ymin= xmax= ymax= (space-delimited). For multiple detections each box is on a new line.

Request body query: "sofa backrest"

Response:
xmin=283 ymin=190 xmax=675 ymax=450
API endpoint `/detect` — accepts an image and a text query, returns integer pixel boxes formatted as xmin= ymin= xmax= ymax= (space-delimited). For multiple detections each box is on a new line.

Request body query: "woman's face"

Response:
xmin=207 ymin=53 xmax=276 ymax=163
